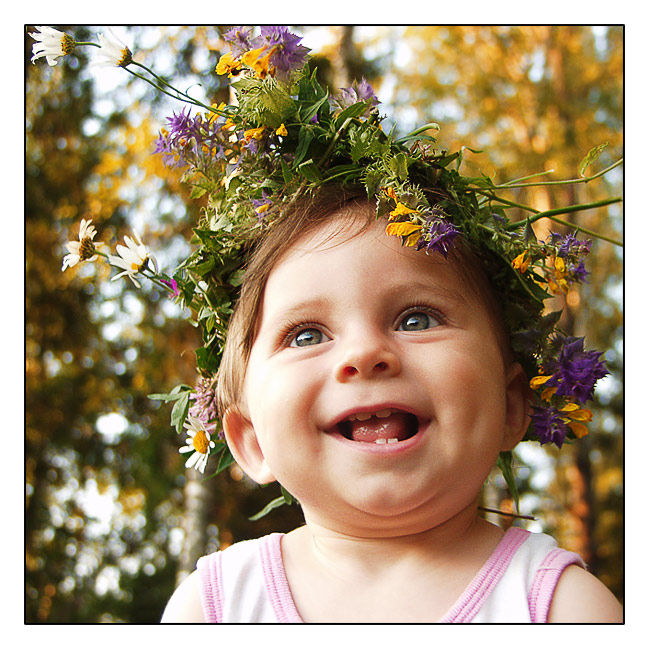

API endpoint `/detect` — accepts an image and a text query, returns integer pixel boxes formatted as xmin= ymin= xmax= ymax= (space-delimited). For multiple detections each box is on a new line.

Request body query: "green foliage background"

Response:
xmin=25 ymin=25 xmax=622 ymax=623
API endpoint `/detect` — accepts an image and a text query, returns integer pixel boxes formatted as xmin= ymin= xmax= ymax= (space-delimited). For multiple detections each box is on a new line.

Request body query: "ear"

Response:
xmin=501 ymin=362 xmax=532 ymax=452
xmin=222 ymin=408 xmax=276 ymax=485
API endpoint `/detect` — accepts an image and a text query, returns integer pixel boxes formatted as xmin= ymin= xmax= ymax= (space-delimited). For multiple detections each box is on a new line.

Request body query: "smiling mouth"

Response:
xmin=336 ymin=409 xmax=421 ymax=444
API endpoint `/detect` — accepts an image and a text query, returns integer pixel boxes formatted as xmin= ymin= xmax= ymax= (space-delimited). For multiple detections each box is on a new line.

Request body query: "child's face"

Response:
xmin=225 ymin=211 xmax=527 ymax=536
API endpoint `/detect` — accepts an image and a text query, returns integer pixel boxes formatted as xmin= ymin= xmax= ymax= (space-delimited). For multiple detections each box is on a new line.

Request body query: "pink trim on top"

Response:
xmin=528 ymin=547 xmax=585 ymax=623
xmin=439 ymin=527 xmax=531 ymax=623
xmin=197 ymin=551 xmax=224 ymax=623
xmin=260 ymin=533 xmax=303 ymax=623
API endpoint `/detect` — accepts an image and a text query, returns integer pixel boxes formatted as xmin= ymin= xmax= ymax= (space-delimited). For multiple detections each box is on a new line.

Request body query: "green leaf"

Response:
xmin=497 ymin=451 xmax=519 ymax=512
xmin=195 ymin=346 xmax=218 ymax=372
xmin=191 ymin=257 xmax=215 ymax=276
xmin=578 ymin=142 xmax=609 ymax=177
xmin=294 ymin=127 xmax=314 ymax=167
xmin=388 ymin=152 xmax=409 ymax=180
xmin=216 ymin=446 xmax=235 ymax=473
xmin=248 ymin=496 xmax=288 ymax=521
xmin=148 ymin=384 xmax=192 ymax=402
xmin=297 ymin=159 xmax=322 ymax=182
xmin=334 ymin=101 xmax=371 ymax=128
xmin=170 ymin=390 xmax=191 ymax=433
xmin=248 ymin=486 xmax=296 ymax=521
xmin=300 ymin=89 xmax=330 ymax=123
xmin=189 ymin=185 xmax=207 ymax=200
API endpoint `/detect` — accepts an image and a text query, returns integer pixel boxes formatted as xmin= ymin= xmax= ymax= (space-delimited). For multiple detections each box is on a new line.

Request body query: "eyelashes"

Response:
xmin=277 ymin=303 xmax=447 ymax=350
xmin=396 ymin=306 xmax=444 ymax=331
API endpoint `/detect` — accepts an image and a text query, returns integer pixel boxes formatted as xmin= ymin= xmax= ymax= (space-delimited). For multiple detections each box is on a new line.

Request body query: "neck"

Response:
xmin=291 ymin=499 xmax=498 ymax=577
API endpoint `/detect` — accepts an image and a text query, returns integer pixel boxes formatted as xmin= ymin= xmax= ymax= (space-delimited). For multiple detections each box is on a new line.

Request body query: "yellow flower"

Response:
xmin=206 ymin=103 xmax=227 ymax=125
xmin=243 ymin=127 xmax=266 ymax=142
xmin=383 ymin=187 xmax=398 ymax=201
xmin=530 ymin=375 xmax=557 ymax=401
xmin=216 ymin=52 xmax=242 ymax=77
xmin=530 ymin=375 xmax=552 ymax=390
xmin=548 ymin=256 xmax=569 ymax=294
xmin=275 ymin=123 xmax=288 ymax=137
xmin=512 ymin=251 xmax=531 ymax=274
xmin=560 ymin=403 xmax=593 ymax=439
xmin=385 ymin=221 xmax=423 ymax=246
xmin=389 ymin=202 xmax=419 ymax=219
xmin=242 ymin=46 xmax=276 ymax=78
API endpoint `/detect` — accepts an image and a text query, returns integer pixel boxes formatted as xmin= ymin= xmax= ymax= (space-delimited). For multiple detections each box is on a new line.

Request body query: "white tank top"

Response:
xmin=196 ymin=526 xmax=584 ymax=623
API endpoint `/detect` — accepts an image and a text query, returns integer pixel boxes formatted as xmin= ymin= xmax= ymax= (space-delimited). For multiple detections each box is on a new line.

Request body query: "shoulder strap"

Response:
xmin=260 ymin=533 xmax=303 ymax=623
xmin=196 ymin=551 xmax=224 ymax=623
xmin=441 ymin=527 xmax=530 ymax=622
xmin=528 ymin=546 xmax=586 ymax=623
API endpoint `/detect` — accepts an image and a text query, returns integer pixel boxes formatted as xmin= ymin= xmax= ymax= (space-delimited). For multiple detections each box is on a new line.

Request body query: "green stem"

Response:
xmin=130 ymin=61 xmax=225 ymax=117
xmin=493 ymin=158 xmax=623 ymax=190
xmin=394 ymin=122 xmax=441 ymax=144
xmin=318 ymin=117 xmax=353 ymax=170
xmin=506 ymin=197 xmax=622 ymax=230
xmin=476 ymin=190 xmax=540 ymax=213
xmin=124 ymin=67 xmax=193 ymax=106
xmin=499 ymin=168 xmax=556 ymax=186
xmin=140 ymin=267 xmax=176 ymax=293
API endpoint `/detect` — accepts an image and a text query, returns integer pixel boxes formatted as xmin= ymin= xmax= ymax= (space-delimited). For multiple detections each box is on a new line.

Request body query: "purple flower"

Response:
xmin=166 ymin=107 xmax=200 ymax=141
xmin=332 ymin=78 xmax=379 ymax=117
xmin=160 ymin=278 xmax=180 ymax=298
xmin=530 ymin=404 xmax=571 ymax=447
xmin=552 ymin=231 xmax=592 ymax=259
xmin=545 ymin=336 xmax=608 ymax=403
xmin=416 ymin=213 xmax=460 ymax=258
xmin=189 ymin=376 xmax=221 ymax=438
xmin=255 ymin=26 xmax=310 ymax=78
xmin=549 ymin=231 xmax=592 ymax=284
xmin=154 ymin=108 xmax=229 ymax=169
xmin=223 ymin=26 xmax=254 ymax=57
xmin=251 ymin=191 xmax=273 ymax=220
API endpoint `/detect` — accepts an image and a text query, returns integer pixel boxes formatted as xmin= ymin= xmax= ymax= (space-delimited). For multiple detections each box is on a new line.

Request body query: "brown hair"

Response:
xmin=215 ymin=186 xmax=511 ymax=417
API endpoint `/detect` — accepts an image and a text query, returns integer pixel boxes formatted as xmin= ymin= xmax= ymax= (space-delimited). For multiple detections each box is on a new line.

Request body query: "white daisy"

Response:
xmin=61 ymin=219 xmax=104 ymax=271
xmin=93 ymin=28 xmax=133 ymax=68
xmin=108 ymin=232 xmax=158 ymax=288
xmin=179 ymin=414 xmax=216 ymax=474
xmin=29 ymin=26 xmax=75 ymax=67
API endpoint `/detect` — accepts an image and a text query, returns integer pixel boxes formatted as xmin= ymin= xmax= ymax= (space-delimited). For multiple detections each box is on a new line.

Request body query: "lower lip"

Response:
xmin=326 ymin=424 xmax=427 ymax=455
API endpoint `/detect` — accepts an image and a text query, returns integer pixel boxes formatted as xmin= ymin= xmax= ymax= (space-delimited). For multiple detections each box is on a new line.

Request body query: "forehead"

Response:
xmin=262 ymin=213 xmax=473 ymax=312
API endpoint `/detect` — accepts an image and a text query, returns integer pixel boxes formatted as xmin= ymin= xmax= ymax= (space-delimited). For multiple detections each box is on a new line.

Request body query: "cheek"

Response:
xmin=435 ymin=348 xmax=507 ymax=430
xmin=245 ymin=359 xmax=321 ymax=439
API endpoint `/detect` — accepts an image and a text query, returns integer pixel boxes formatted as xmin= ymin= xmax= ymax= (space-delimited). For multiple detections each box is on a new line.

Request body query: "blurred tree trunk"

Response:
xmin=332 ymin=26 xmax=356 ymax=89
xmin=177 ymin=470 xmax=215 ymax=583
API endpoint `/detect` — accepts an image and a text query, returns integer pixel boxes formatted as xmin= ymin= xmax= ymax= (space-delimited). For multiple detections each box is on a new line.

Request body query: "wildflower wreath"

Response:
xmin=31 ymin=26 xmax=622 ymax=514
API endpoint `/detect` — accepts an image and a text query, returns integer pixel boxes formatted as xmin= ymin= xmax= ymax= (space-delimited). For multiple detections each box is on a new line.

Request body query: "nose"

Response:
xmin=334 ymin=330 xmax=401 ymax=382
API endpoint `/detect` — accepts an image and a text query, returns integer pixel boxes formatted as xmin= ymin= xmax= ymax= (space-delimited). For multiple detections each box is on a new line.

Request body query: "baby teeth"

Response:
xmin=347 ymin=408 xmax=393 ymax=422
xmin=375 ymin=438 xmax=399 ymax=444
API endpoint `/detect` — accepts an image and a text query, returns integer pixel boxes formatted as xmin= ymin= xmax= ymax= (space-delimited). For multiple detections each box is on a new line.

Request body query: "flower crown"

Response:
xmin=31 ymin=26 xmax=622 ymax=514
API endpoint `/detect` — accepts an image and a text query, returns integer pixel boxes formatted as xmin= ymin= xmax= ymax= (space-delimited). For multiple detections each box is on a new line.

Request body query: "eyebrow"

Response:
xmin=264 ymin=279 xmax=466 ymax=324
xmin=389 ymin=279 xmax=468 ymax=306
xmin=260 ymin=295 xmax=336 ymax=326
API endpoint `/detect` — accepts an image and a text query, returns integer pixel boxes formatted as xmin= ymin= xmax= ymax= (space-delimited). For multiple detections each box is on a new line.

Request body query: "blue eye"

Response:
xmin=398 ymin=311 xmax=438 ymax=331
xmin=290 ymin=327 xmax=327 ymax=347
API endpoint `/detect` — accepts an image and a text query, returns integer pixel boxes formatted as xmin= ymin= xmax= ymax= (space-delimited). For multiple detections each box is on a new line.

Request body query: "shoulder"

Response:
xmin=161 ymin=570 xmax=206 ymax=623
xmin=547 ymin=564 xmax=623 ymax=623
